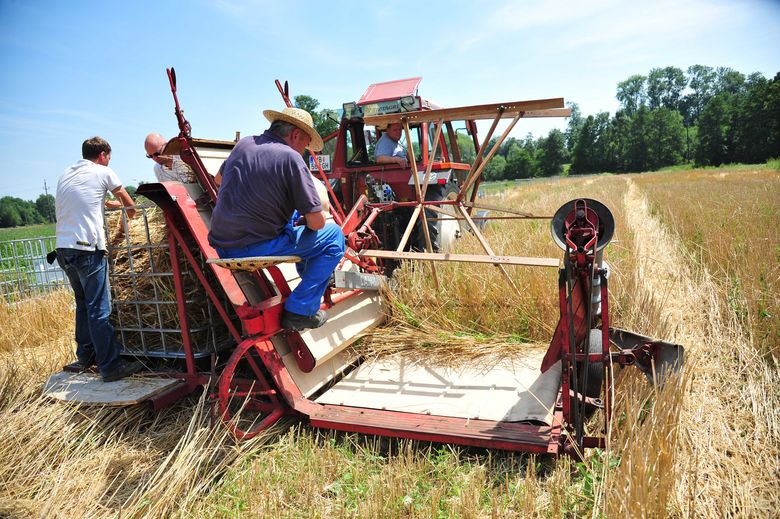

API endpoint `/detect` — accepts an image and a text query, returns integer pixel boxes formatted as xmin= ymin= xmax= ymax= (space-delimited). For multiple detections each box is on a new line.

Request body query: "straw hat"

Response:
xmin=263 ymin=107 xmax=324 ymax=152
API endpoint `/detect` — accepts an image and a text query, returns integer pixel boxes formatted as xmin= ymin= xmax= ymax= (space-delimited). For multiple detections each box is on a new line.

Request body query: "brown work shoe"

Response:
xmin=281 ymin=310 xmax=327 ymax=331
xmin=102 ymin=360 xmax=144 ymax=382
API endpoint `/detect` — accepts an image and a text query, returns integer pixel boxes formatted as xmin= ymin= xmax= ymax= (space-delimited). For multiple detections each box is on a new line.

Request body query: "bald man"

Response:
xmin=143 ymin=133 xmax=196 ymax=183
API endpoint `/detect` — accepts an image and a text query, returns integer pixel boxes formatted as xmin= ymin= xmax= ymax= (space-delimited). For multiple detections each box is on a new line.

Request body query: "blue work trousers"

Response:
xmin=217 ymin=222 xmax=345 ymax=316
xmin=56 ymin=248 xmax=122 ymax=376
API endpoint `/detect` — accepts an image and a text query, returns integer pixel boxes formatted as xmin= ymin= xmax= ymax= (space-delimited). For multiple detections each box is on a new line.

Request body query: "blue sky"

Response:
xmin=0 ymin=0 xmax=778 ymax=200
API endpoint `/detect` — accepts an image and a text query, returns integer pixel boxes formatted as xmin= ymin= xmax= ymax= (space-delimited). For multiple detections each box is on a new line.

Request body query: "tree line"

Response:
xmin=0 ymin=195 xmax=55 ymax=228
xmin=478 ymin=65 xmax=780 ymax=179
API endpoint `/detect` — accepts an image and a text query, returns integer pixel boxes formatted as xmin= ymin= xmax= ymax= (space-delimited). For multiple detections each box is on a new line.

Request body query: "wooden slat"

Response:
xmin=396 ymin=205 xmax=422 ymax=252
xmin=364 ymin=98 xmax=565 ymax=126
xmin=44 ymin=372 xmax=182 ymax=406
xmin=522 ymin=108 xmax=572 ymax=118
xmin=360 ymin=249 xmax=559 ymax=267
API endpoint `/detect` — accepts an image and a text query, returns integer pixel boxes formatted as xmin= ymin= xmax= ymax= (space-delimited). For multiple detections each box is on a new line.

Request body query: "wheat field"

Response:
xmin=0 ymin=166 xmax=778 ymax=518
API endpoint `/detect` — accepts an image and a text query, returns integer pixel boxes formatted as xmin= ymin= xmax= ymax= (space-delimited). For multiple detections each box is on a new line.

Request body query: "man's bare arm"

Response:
xmin=111 ymin=187 xmax=136 ymax=219
xmin=304 ymin=210 xmax=326 ymax=230
xmin=376 ymin=155 xmax=407 ymax=167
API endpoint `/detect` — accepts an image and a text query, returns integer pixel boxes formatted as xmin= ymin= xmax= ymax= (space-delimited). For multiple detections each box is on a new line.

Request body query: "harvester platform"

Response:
xmin=43 ymin=371 xmax=183 ymax=406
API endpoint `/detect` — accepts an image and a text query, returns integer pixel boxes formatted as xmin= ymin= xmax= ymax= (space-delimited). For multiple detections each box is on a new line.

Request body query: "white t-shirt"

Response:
xmin=153 ymin=156 xmax=196 ymax=183
xmin=55 ymin=159 xmax=122 ymax=252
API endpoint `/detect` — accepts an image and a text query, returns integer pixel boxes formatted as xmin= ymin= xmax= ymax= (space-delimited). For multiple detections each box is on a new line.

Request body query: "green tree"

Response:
xmin=646 ymin=108 xmax=685 ymax=169
xmin=570 ymin=115 xmax=599 ymax=174
xmin=647 ymin=66 xmax=687 ymax=111
xmin=35 ymin=194 xmax=55 ymax=223
xmin=537 ymin=129 xmax=566 ymax=176
xmin=294 ymin=95 xmax=338 ymax=139
xmin=695 ymin=92 xmax=734 ymax=166
xmin=766 ymin=71 xmax=780 ymax=158
xmin=682 ymin=64 xmax=716 ymax=125
xmin=731 ymin=73 xmax=770 ymax=163
xmin=504 ymin=143 xmax=537 ymax=179
xmin=616 ymin=74 xmax=647 ymax=115
xmin=456 ymin=133 xmax=477 ymax=164
xmin=0 ymin=196 xmax=44 ymax=227
xmin=0 ymin=203 xmax=21 ymax=227
xmin=564 ymin=102 xmax=583 ymax=152
xmin=482 ymin=154 xmax=506 ymax=181
xmin=715 ymin=67 xmax=746 ymax=95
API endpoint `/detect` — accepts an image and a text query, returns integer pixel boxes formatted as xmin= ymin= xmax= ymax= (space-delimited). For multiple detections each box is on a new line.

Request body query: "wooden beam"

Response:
xmin=364 ymin=98 xmax=565 ymax=126
xmin=396 ymin=205 xmax=422 ymax=252
xmin=421 ymin=118 xmax=444 ymax=199
xmin=521 ymin=108 xmax=572 ymax=118
xmin=359 ymin=250 xmax=560 ymax=268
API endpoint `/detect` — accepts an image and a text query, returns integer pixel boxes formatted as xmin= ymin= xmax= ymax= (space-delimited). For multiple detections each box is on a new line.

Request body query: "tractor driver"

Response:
xmin=374 ymin=123 xmax=408 ymax=167
xmin=208 ymin=107 xmax=345 ymax=331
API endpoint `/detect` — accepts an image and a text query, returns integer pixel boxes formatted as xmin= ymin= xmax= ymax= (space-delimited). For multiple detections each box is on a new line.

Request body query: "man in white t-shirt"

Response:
xmin=143 ymin=133 xmax=196 ymax=183
xmin=55 ymin=136 xmax=143 ymax=382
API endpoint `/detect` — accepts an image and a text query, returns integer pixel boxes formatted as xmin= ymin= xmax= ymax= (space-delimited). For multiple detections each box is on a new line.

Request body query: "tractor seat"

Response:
xmin=207 ymin=256 xmax=301 ymax=271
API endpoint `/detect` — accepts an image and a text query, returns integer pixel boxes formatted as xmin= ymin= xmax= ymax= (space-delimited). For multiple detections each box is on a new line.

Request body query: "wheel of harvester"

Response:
xmin=216 ymin=337 xmax=286 ymax=440
xmin=570 ymin=329 xmax=606 ymax=424
xmin=580 ymin=329 xmax=605 ymax=400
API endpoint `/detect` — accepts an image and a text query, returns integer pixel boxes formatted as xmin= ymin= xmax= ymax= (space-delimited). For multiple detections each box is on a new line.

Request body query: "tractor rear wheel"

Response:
xmin=216 ymin=338 xmax=286 ymax=440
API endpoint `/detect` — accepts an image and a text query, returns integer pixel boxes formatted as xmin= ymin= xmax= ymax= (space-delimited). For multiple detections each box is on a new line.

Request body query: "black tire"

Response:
xmin=569 ymin=329 xmax=605 ymax=424
xmin=580 ymin=329 xmax=605 ymax=399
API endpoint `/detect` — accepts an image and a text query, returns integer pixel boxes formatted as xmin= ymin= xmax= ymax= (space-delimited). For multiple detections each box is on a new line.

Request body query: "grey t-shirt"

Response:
xmin=208 ymin=131 xmax=322 ymax=249
xmin=374 ymin=132 xmax=407 ymax=159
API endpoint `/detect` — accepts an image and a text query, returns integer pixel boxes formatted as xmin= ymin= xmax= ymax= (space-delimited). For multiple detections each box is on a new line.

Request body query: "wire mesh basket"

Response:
xmin=105 ymin=204 xmax=235 ymax=358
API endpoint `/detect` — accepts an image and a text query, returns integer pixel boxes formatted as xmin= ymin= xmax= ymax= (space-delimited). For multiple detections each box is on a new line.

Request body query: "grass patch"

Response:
xmin=0 ymin=223 xmax=55 ymax=241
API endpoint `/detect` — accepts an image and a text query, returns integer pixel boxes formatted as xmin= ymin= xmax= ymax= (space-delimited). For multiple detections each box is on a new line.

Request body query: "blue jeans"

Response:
xmin=217 ymin=222 xmax=345 ymax=316
xmin=56 ymin=248 xmax=122 ymax=376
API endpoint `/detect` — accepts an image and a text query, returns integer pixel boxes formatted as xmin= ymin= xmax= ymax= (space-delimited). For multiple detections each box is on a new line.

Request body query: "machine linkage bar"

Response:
xmin=463 ymin=201 xmax=552 ymax=219
xmin=360 ymin=249 xmax=560 ymax=267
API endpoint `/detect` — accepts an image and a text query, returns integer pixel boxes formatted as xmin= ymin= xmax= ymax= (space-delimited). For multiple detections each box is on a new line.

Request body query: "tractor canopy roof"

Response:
xmin=343 ymin=77 xmax=440 ymax=122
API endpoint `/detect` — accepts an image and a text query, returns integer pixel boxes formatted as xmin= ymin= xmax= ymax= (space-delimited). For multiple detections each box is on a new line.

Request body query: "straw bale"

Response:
xmin=104 ymin=206 xmax=232 ymax=355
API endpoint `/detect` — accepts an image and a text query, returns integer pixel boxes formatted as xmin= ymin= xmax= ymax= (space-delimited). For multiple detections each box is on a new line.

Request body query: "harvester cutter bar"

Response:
xmin=308 ymin=405 xmax=561 ymax=454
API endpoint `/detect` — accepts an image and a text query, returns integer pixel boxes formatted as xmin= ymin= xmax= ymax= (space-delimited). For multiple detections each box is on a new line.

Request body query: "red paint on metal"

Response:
xmin=358 ymin=77 xmax=422 ymax=105
xmin=166 ymin=217 xmax=197 ymax=377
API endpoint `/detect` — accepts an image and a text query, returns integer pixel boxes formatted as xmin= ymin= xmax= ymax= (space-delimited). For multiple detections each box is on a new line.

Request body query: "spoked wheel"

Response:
xmin=217 ymin=337 xmax=287 ymax=440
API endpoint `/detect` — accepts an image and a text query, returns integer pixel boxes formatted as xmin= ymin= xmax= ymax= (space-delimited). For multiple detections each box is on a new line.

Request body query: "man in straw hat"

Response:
xmin=208 ymin=107 xmax=345 ymax=330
